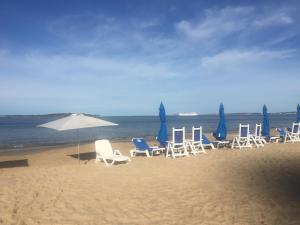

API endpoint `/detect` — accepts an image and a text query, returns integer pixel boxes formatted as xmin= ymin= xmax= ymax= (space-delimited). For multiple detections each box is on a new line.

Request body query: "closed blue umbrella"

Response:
xmin=262 ymin=105 xmax=270 ymax=138
xmin=297 ymin=104 xmax=300 ymax=123
xmin=157 ymin=102 xmax=168 ymax=147
xmin=213 ymin=103 xmax=227 ymax=140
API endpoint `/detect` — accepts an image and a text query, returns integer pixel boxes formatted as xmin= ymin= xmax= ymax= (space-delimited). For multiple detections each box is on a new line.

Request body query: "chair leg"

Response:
xmin=200 ymin=144 xmax=206 ymax=153
xmin=184 ymin=145 xmax=189 ymax=156
xmin=130 ymin=149 xmax=135 ymax=157
xmin=231 ymin=138 xmax=236 ymax=149
xmin=237 ymin=140 xmax=242 ymax=150
xmin=252 ymin=137 xmax=258 ymax=148
xmin=144 ymin=150 xmax=151 ymax=157
xmin=171 ymin=148 xmax=177 ymax=158
xmin=102 ymin=158 xmax=110 ymax=166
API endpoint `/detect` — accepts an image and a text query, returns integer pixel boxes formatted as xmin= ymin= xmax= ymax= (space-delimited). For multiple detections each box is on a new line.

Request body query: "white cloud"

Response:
xmin=176 ymin=6 xmax=252 ymax=40
xmin=200 ymin=49 xmax=297 ymax=69
xmin=47 ymin=13 xmax=168 ymax=58
xmin=253 ymin=12 xmax=293 ymax=27
xmin=176 ymin=6 xmax=295 ymax=42
xmin=0 ymin=52 xmax=177 ymax=82
xmin=45 ymin=7 xmax=299 ymax=64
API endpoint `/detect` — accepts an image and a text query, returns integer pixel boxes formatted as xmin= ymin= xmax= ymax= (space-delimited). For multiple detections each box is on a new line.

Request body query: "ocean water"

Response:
xmin=0 ymin=113 xmax=296 ymax=150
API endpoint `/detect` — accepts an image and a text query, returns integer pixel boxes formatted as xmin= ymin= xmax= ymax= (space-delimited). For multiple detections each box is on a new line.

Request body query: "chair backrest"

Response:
xmin=192 ymin=126 xmax=202 ymax=144
xmin=255 ymin=123 xmax=262 ymax=137
xmin=276 ymin=128 xmax=286 ymax=136
xmin=132 ymin=138 xmax=150 ymax=151
xmin=201 ymin=135 xmax=211 ymax=144
xmin=172 ymin=127 xmax=185 ymax=146
xmin=292 ymin=122 xmax=300 ymax=134
xmin=239 ymin=124 xmax=249 ymax=138
xmin=95 ymin=139 xmax=113 ymax=157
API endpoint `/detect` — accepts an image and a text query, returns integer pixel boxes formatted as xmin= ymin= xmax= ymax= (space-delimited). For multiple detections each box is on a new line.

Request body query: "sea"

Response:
xmin=0 ymin=113 xmax=296 ymax=151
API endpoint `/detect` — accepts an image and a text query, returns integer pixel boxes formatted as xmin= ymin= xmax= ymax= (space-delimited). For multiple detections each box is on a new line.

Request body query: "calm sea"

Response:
xmin=0 ymin=113 xmax=296 ymax=150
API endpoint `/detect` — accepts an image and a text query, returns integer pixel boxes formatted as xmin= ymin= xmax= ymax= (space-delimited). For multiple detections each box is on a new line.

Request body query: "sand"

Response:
xmin=1 ymin=140 xmax=300 ymax=225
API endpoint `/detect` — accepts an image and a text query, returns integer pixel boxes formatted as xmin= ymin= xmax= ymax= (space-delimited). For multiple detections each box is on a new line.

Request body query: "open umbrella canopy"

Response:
xmin=157 ymin=102 xmax=168 ymax=147
xmin=38 ymin=113 xmax=118 ymax=163
xmin=38 ymin=113 xmax=118 ymax=131
xmin=297 ymin=104 xmax=300 ymax=123
xmin=262 ymin=105 xmax=270 ymax=138
xmin=213 ymin=103 xmax=227 ymax=140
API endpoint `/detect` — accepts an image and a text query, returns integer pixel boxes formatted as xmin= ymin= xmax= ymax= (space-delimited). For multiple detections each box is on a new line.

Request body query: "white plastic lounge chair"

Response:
xmin=187 ymin=126 xmax=206 ymax=154
xmin=231 ymin=124 xmax=252 ymax=150
xmin=250 ymin=123 xmax=266 ymax=148
xmin=130 ymin=138 xmax=165 ymax=157
xmin=287 ymin=122 xmax=300 ymax=142
xmin=95 ymin=139 xmax=130 ymax=166
xmin=166 ymin=127 xmax=189 ymax=158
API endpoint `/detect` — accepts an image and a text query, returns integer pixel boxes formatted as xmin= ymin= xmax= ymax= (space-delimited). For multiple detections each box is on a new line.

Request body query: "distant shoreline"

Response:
xmin=0 ymin=112 xmax=296 ymax=117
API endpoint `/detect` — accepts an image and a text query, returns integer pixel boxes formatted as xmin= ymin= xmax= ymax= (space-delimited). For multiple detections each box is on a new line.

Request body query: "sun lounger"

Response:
xmin=276 ymin=123 xmax=300 ymax=143
xmin=187 ymin=126 xmax=206 ymax=154
xmin=130 ymin=138 xmax=165 ymax=157
xmin=231 ymin=124 xmax=252 ymax=150
xmin=95 ymin=139 xmax=130 ymax=166
xmin=166 ymin=127 xmax=189 ymax=158
xmin=202 ymin=134 xmax=216 ymax=149
xmin=275 ymin=128 xmax=289 ymax=143
xmin=249 ymin=123 xmax=265 ymax=148
xmin=287 ymin=122 xmax=300 ymax=142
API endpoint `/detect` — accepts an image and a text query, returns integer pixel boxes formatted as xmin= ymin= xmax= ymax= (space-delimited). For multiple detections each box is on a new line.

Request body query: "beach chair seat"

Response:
xmin=268 ymin=135 xmax=281 ymax=143
xmin=166 ymin=127 xmax=189 ymax=158
xmin=249 ymin=123 xmax=265 ymax=148
xmin=187 ymin=126 xmax=206 ymax=154
xmin=95 ymin=139 xmax=130 ymax=166
xmin=211 ymin=135 xmax=230 ymax=148
xmin=130 ymin=138 xmax=165 ymax=157
xmin=231 ymin=124 xmax=252 ymax=150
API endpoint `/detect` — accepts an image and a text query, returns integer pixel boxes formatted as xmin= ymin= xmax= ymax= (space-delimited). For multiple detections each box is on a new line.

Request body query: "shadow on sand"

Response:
xmin=67 ymin=152 xmax=128 ymax=165
xmin=0 ymin=159 xmax=29 ymax=168
xmin=240 ymin=156 xmax=300 ymax=223
xmin=68 ymin=152 xmax=96 ymax=161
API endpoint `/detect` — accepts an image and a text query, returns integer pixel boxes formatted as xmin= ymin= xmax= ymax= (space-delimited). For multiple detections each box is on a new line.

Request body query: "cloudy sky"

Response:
xmin=0 ymin=0 xmax=299 ymax=115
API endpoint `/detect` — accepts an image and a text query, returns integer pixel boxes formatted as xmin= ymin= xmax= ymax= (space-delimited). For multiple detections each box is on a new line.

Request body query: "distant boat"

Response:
xmin=178 ymin=112 xmax=199 ymax=116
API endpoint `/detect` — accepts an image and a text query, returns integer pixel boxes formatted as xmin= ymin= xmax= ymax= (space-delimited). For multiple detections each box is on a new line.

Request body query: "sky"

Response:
xmin=0 ymin=0 xmax=299 ymax=115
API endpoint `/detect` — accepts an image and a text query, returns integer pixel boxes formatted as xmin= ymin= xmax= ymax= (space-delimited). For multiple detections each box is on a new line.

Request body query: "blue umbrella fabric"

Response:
xmin=157 ymin=102 xmax=168 ymax=147
xmin=262 ymin=105 xmax=270 ymax=138
xmin=213 ymin=103 xmax=227 ymax=141
xmin=297 ymin=104 xmax=300 ymax=123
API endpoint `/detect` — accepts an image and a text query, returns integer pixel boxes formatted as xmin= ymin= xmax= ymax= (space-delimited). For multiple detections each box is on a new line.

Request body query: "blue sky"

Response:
xmin=0 ymin=0 xmax=299 ymax=115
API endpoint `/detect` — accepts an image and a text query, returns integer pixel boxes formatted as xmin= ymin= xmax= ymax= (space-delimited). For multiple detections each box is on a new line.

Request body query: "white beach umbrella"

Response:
xmin=38 ymin=113 xmax=118 ymax=162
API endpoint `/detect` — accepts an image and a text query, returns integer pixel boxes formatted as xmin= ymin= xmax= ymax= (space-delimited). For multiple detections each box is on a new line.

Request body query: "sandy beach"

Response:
xmin=0 ymin=140 xmax=300 ymax=225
